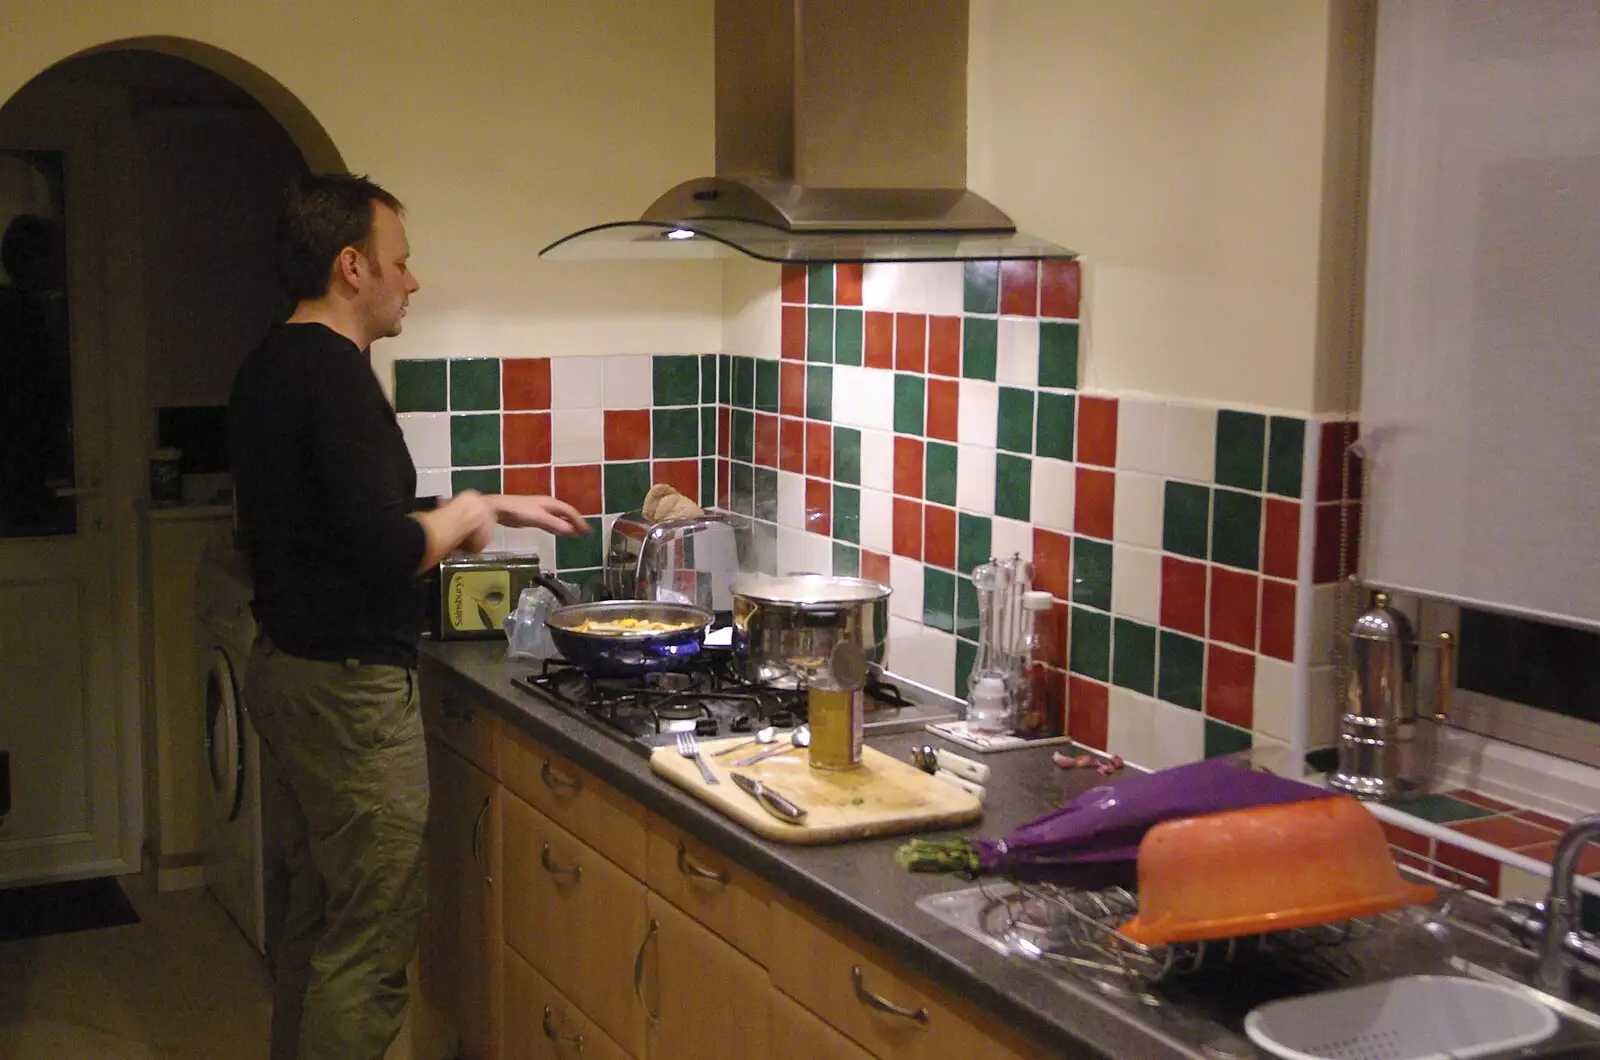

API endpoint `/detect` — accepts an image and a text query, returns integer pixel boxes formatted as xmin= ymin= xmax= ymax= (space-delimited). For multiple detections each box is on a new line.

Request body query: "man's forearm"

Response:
xmin=409 ymin=491 xmax=493 ymax=573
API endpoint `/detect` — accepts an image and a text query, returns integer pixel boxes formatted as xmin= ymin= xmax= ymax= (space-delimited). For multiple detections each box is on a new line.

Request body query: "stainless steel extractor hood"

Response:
xmin=540 ymin=0 xmax=1075 ymax=265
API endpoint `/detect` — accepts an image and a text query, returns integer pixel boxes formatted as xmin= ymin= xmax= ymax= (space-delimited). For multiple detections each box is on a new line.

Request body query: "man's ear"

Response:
xmin=333 ymin=246 xmax=365 ymax=290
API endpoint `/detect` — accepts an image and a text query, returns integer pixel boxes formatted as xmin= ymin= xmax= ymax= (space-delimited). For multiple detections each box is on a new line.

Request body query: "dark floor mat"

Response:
xmin=0 ymin=876 xmax=140 ymax=942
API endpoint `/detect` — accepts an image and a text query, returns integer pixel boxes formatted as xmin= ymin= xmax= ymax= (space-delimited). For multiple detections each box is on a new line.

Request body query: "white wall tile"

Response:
xmin=777 ymin=470 xmax=805 ymax=529
xmin=1250 ymin=736 xmax=1298 ymax=778
xmin=1253 ymin=656 xmax=1297 ymax=741
xmin=885 ymin=616 xmax=921 ymax=674
xmin=1113 ymin=470 xmax=1164 ymax=549
xmin=800 ymin=532 xmax=834 ymax=577
xmin=860 ymin=429 xmax=895 ymax=493
xmin=502 ymin=527 xmax=559 ymax=567
xmin=1307 ymin=665 xmax=1341 ymax=747
xmin=956 ymin=444 xmax=996 ymax=514
xmin=860 ymin=488 xmax=893 ymax=552
xmin=550 ymin=409 xmax=603 ymax=464
xmin=992 ymin=517 xmax=1033 ymax=563
xmin=398 ymin=413 xmax=450 ymax=468
xmin=777 ymin=527 xmax=808 ymax=574
xmin=921 ymin=263 xmax=965 ymax=316
xmin=996 ymin=318 xmax=1040 ymax=387
xmin=862 ymin=262 xmax=911 ymax=311
xmin=890 ymin=556 xmax=924 ymax=621
xmin=1030 ymin=458 xmax=1075 ymax=532
xmin=1111 ymin=545 xmax=1161 ymax=626
xmin=603 ymin=355 xmax=654 ymax=409
xmin=1108 ymin=687 xmax=1156 ymax=768
xmin=550 ymin=355 xmax=602 ymax=409
xmin=1148 ymin=700 xmax=1206 ymax=769
xmin=1116 ymin=398 xmax=1166 ymax=474
xmin=1164 ymin=402 xmax=1217 ymax=483
xmin=415 ymin=469 xmax=451 ymax=500
xmin=1310 ymin=583 xmax=1345 ymax=666
xmin=957 ymin=380 xmax=999 ymax=446
xmin=900 ymin=628 xmax=957 ymax=694
xmin=831 ymin=365 xmax=862 ymax=427
xmin=860 ymin=368 xmax=896 ymax=432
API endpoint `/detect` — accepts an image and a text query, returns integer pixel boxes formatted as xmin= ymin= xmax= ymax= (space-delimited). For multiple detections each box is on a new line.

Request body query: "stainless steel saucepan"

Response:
xmin=730 ymin=574 xmax=890 ymax=689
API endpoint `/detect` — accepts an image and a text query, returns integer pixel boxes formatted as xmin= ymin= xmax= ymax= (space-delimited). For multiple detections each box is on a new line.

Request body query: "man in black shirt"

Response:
xmin=230 ymin=173 xmax=585 ymax=1060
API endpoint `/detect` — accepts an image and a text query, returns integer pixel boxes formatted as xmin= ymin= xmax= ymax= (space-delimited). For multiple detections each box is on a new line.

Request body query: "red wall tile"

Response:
xmin=1314 ymin=501 xmax=1360 ymax=584
xmin=1067 ymin=675 xmax=1109 ymax=751
xmin=1160 ymin=556 xmax=1207 ymax=637
xmin=780 ymin=362 xmax=806 ymax=418
xmin=1259 ymin=579 xmax=1297 ymax=661
xmin=717 ymin=406 xmax=731 ymax=458
xmin=1077 ymin=396 xmax=1119 ymax=467
xmin=926 ymin=379 xmax=960 ymax=442
xmin=603 ymin=409 xmax=650 ymax=461
xmin=861 ymin=550 xmax=891 ymax=586
xmin=1074 ymin=467 xmax=1115 ymax=539
xmin=503 ymin=357 xmax=551 ymax=410
xmin=1435 ymin=841 xmax=1503 ymax=896
xmin=1208 ymin=567 xmax=1259 ymax=651
xmin=553 ymin=464 xmax=603 ymax=516
xmin=1317 ymin=420 xmax=1363 ymax=502
xmin=893 ymin=436 xmax=925 ymax=498
xmin=504 ymin=411 xmax=552 ymax=465
xmin=1000 ymin=259 xmax=1039 ymax=317
xmin=652 ymin=459 xmax=699 ymax=503
xmin=923 ymin=505 xmax=956 ymax=569
xmin=928 ymin=316 xmax=961 ymax=377
xmin=1039 ymin=260 xmax=1081 ymax=319
xmin=835 ymin=263 xmax=863 ymax=306
xmin=1262 ymin=498 xmax=1301 ymax=580
xmin=805 ymin=477 xmax=831 ymax=537
xmin=1041 ymin=602 xmax=1070 ymax=669
xmin=754 ymin=413 xmax=778 ymax=467
xmin=895 ymin=313 xmax=927 ymax=373
xmin=892 ymin=498 xmax=923 ymax=560
xmin=805 ymin=421 xmax=832 ymax=479
xmin=504 ymin=465 xmax=551 ymax=496
xmin=781 ymin=305 xmax=806 ymax=360
xmin=1204 ymin=644 xmax=1255 ymax=729
xmin=1033 ymin=528 xmax=1072 ymax=599
xmin=779 ymin=416 xmax=805 ymax=473
xmin=781 ymin=264 xmax=807 ymax=304
xmin=864 ymin=311 xmax=895 ymax=370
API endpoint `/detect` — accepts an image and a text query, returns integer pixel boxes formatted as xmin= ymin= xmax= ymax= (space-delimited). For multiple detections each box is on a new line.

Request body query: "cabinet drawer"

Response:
xmin=644 ymin=892 xmax=770 ymax=1060
xmin=645 ymin=818 xmax=773 ymax=966
xmin=503 ymin=945 xmax=632 ymax=1060
xmin=770 ymin=988 xmax=874 ymax=1060
xmin=499 ymin=725 xmax=646 ymax=879
xmin=501 ymin=792 xmax=649 ymax=1058
xmin=769 ymin=900 xmax=1041 ymax=1060
xmin=420 ymin=665 xmax=501 ymax=777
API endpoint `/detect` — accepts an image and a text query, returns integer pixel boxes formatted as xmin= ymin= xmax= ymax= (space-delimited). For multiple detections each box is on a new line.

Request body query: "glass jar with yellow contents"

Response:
xmin=807 ymin=642 xmax=868 ymax=770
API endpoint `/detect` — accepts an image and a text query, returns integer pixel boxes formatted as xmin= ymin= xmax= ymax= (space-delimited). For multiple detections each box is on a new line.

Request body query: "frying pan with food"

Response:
xmin=545 ymin=600 xmax=715 ymax=676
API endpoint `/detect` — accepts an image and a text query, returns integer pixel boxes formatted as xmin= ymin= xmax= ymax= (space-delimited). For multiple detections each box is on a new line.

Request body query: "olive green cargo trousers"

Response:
xmin=245 ymin=635 xmax=428 ymax=1060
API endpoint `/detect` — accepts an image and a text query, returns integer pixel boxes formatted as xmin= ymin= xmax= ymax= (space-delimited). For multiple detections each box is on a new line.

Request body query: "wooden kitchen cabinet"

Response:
xmin=420 ymin=739 xmax=504 ymax=1060
xmin=770 ymin=987 xmax=876 ymax=1060
xmin=499 ymin=724 xmax=647 ymax=880
xmin=645 ymin=819 xmax=774 ymax=966
xmin=641 ymin=891 xmax=770 ymax=1059
xmin=503 ymin=944 xmax=633 ymax=1060
xmin=501 ymin=790 xmax=650 ymax=1058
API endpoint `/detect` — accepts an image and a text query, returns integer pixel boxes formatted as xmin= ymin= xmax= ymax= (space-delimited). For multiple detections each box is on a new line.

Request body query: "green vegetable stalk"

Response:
xmin=895 ymin=837 xmax=981 ymax=876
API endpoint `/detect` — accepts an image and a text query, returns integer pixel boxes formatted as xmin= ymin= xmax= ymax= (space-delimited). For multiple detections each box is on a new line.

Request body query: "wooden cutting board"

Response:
xmin=649 ymin=737 xmax=983 ymax=844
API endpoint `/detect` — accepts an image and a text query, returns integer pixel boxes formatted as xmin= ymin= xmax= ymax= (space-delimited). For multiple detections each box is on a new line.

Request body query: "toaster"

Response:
xmin=605 ymin=509 xmax=746 ymax=614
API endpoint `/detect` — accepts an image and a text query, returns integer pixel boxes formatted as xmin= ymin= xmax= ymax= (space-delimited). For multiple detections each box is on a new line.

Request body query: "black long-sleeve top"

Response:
xmin=229 ymin=322 xmax=427 ymax=667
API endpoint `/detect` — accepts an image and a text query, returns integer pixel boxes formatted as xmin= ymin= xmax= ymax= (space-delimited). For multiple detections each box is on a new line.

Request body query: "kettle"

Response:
xmin=1328 ymin=590 xmax=1454 ymax=802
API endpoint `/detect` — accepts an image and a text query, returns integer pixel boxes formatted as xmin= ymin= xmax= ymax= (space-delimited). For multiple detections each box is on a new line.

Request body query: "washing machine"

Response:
xmin=196 ymin=541 xmax=266 ymax=954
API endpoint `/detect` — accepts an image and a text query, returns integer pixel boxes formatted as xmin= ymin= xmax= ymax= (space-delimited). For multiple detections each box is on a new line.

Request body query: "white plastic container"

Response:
xmin=1244 ymin=974 xmax=1558 ymax=1060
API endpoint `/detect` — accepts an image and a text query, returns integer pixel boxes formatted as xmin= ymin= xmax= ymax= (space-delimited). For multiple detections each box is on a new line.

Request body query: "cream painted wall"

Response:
xmin=968 ymin=0 xmax=1366 ymax=414
xmin=2 ymin=0 xmax=724 ymax=387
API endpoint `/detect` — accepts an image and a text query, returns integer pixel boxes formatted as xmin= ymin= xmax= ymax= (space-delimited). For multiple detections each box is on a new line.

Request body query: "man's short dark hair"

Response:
xmin=275 ymin=173 xmax=403 ymax=302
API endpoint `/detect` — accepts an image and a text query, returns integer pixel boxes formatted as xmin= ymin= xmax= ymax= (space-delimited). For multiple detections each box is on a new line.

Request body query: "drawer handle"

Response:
xmin=633 ymin=919 xmax=660 ymax=1030
xmin=540 ymin=842 xmax=582 ymax=882
xmin=542 ymin=1006 xmax=584 ymax=1050
xmin=676 ymin=840 xmax=730 ymax=884
xmin=852 ymin=966 xmax=929 ymax=1026
xmin=540 ymin=759 xmax=583 ymax=794
xmin=440 ymin=696 xmax=473 ymax=724
xmin=471 ymin=795 xmax=493 ymax=889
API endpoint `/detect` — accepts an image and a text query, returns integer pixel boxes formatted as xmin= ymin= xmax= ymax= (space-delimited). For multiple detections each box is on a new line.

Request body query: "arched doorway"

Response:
xmin=0 ymin=44 xmax=339 ymax=887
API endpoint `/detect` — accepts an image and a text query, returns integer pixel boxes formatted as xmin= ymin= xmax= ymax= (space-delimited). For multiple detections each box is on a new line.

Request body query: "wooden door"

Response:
xmin=769 ymin=988 xmax=875 ymax=1060
xmin=503 ymin=944 xmax=633 ymax=1060
xmin=457 ymin=767 xmax=502 ymax=1060
xmin=644 ymin=892 xmax=769 ymax=1060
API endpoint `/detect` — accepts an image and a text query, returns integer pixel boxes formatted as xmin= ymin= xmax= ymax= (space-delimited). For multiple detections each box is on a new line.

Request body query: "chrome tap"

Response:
xmin=1494 ymin=812 xmax=1600 ymax=1000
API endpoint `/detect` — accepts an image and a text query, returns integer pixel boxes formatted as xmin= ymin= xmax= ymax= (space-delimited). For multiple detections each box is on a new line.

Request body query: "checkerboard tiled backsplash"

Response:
xmin=392 ymin=260 xmax=1362 ymax=771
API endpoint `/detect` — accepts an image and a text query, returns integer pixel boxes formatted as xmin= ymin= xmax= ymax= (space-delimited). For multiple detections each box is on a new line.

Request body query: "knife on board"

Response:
xmin=730 ymin=772 xmax=807 ymax=824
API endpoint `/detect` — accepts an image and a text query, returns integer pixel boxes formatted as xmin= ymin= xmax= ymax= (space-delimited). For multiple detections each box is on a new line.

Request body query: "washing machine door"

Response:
xmin=205 ymin=647 xmax=246 ymax=823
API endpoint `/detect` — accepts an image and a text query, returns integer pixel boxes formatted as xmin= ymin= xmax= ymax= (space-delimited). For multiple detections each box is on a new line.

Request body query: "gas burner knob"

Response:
xmin=769 ymin=710 xmax=796 ymax=729
xmin=694 ymin=717 xmax=719 ymax=738
xmin=731 ymin=715 xmax=753 ymax=734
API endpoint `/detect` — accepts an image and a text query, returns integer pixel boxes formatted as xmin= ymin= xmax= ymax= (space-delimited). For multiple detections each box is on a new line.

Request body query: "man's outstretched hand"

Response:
xmin=489 ymin=494 xmax=590 ymax=538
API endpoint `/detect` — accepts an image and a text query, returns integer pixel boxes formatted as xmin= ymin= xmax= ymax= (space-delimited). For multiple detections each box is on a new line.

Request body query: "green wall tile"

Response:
xmin=995 ymin=453 xmax=1032 ymax=521
xmin=833 ymin=427 xmax=862 ymax=485
xmin=957 ymin=513 xmax=992 ymax=574
xmin=925 ymin=442 xmax=958 ymax=506
xmin=833 ymin=484 xmax=860 ymax=544
xmin=753 ymin=467 xmax=778 ymax=522
xmin=924 ymin=568 xmax=956 ymax=633
xmin=701 ymin=459 xmax=716 ymax=508
xmin=734 ymin=357 xmax=755 ymax=409
xmin=556 ymin=523 xmax=603 ymax=568
xmin=731 ymin=462 xmax=755 ymax=516
xmin=718 ymin=354 xmax=733 ymax=404
xmin=964 ymin=261 xmax=999 ymax=314
xmin=962 ymin=318 xmax=998 ymax=381
xmin=450 ymin=414 xmax=500 ymax=466
xmin=1038 ymin=322 xmax=1080 ymax=389
xmin=1072 ymin=537 xmax=1113 ymax=611
xmin=1158 ymin=631 xmax=1205 ymax=710
xmin=1163 ymin=482 xmax=1211 ymax=560
xmin=956 ymin=638 xmax=977 ymax=694
xmin=894 ymin=374 xmax=925 ymax=435
xmin=806 ymin=366 xmax=833 ymax=421
xmin=956 ymin=576 xmax=979 ymax=640
xmin=452 ymin=468 xmax=500 ymax=495
xmin=832 ymin=541 xmax=860 ymax=577
xmin=755 ymin=360 xmax=779 ymax=412
xmin=1267 ymin=416 xmax=1306 ymax=497
xmin=1396 ymin=794 xmax=1494 ymax=825
xmin=731 ymin=409 xmax=755 ymax=462
xmin=1036 ymin=392 xmax=1076 ymax=461
xmin=700 ymin=354 xmax=718 ymax=403
xmin=997 ymin=388 xmax=1035 ymax=454
xmin=1069 ymin=607 xmax=1111 ymax=681
xmin=807 ymin=307 xmax=834 ymax=363
xmin=653 ymin=407 xmax=700 ymax=458
xmin=807 ymin=263 xmax=834 ymax=305
xmin=700 ymin=407 xmax=717 ymax=453
xmin=1214 ymin=410 xmax=1267 ymax=491
xmin=394 ymin=359 xmax=447 ymax=412
xmin=1205 ymin=719 xmax=1253 ymax=759
xmin=449 ymin=358 xmax=500 ymax=411
xmin=653 ymin=355 xmax=700 ymax=406
xmin=1212 ymin=489 xmax=1262 ymax=570
xmin=835 ymin=309 xmax=863 ymax=366
xmin=1112 ymin=619 xmax=1157 ymax=695
xmin=604 ymin=461 xmax=651 ymax=514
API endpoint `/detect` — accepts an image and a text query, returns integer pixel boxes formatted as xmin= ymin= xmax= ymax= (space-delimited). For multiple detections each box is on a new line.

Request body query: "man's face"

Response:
xmin=358 ymin=202 xmax=419 ymax=341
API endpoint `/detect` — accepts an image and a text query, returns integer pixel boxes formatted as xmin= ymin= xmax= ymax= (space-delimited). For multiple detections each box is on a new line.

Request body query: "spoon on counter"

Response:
xmin=732 ymin=724 xmax=811 ymax=767
xmin=712 ymin=725 xmax=777 ymax=758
